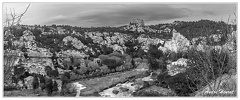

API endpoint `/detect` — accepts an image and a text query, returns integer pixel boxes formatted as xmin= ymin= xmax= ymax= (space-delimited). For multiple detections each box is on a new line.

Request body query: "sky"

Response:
xmin=3 ymin=3 xmax=237 ymax=27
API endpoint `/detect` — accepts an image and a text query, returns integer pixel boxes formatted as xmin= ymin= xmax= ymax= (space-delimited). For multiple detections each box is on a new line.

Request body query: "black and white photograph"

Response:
xmin=2 ymin=1 xmax=237 ymax=97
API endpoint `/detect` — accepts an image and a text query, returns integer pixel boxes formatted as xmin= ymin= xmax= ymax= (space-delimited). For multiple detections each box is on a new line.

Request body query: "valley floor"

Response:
xmin=4 ymin=63 xmax=149 ymax=97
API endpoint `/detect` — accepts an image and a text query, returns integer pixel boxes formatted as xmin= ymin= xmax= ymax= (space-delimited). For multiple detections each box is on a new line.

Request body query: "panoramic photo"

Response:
xmin=3 ymin=3 xmax=237 ymax=97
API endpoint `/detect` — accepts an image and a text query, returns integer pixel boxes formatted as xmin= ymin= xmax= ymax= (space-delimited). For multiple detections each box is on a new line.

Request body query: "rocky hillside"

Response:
xmin=4 ymin=19 xmax=237 ymax=97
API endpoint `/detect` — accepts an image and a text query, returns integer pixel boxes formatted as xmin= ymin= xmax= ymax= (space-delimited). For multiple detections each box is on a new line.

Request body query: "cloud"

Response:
xmin=44 ymin=4 xmax=192 ymax=27
xmin=7 ymin=3 xmax=235 ymax=27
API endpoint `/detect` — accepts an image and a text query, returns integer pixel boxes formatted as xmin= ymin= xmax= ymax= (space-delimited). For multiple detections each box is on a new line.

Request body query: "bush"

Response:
xmin=69 ymin=72 xmax=78 ymax=81
xmin=76 ymin=65 xmax=88 ymax=75
xmin=168 ymin=52 xmax=177 ymax=61
xmin=72 ymin=58 xmax=81 ymax=66
xmin=100 ymin=65 xmax=110 ymax=74
xmin=157 ymin=72 xmax=196 ymax=96
xmin=84 ymin=60 xmax=91 ymax=66
xmin=124 ymin=55 xmax=132 ymax=63
xmin=100 ymin=45 xmax=113 ymax=55
xmin=148 ymin=44 xmax=164 ymax=59
xmin=108 ymin=52 xmax=122 ymax=58
xmin=136 ymin=49 xmax=147 ymax=58
xmin=123 ymin=62 xmax=133 ymax=70
xmin=62 ymin=58 xmax=72 ymax=70
xmin=148 ymin=57 xmax=160 ymax=70
xmin=116 ymin=66 xmax=124 ymax=72
xmin=186 ymin=48 xmax=231 ymax=93
xmin=102 ymin=58 xmax=117 ymax=69
xmin=98 ymin=55 xmax=109 ymax=62
xmin=88 ymin=61 xmax=100 ymax=71
xmin=108 ymin=56 xmax=124 ymax=67
xmin=133 ymin=58 xmax=143 ymax=65
xmin=142 ymin=58 xmax=148 ymax=63
xmin=101 ymin=56 xmax=124 ymax=70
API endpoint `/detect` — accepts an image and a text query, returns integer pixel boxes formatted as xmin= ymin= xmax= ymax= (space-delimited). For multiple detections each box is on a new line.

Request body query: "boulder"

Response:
xmin=119 ymin=87 xmax=129 ymax=92
xmin=65 ymin=82 xmax=87 ymax=97
xmin=112 ymin=89 xmax=119 ymax=94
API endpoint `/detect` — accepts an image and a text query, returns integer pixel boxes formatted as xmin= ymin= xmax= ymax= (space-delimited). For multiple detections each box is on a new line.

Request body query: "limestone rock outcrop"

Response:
xmin=124 ymin=19 xmax=145 ymax=32
xmin=162 ymin=31 xmax=190 ymax=53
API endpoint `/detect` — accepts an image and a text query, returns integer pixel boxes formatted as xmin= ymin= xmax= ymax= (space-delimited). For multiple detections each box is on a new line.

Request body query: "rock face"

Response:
xmin=162 ymin=31 xmax=190 ymax=53
xmin=20 ymin=30 xmax=36 ymax=42
xmin=59 ymin=50 xmax=88 ymax=58
xmin=27 ymin=48 xmax=52 ymax=57
xmin=20 ymin=30 xmax=37 ymax=49
xmin=133 ymin=85 xmax=176 ymax=96
xmin=62 ymin=36 xmax=87 ymax=49
xmin=125 ymin=19 xmax=145 ymax=32
xmin=191 ymin=37 xmax=207 ymax=46
xmin=26 ymin=64 xmax=47 ymax=76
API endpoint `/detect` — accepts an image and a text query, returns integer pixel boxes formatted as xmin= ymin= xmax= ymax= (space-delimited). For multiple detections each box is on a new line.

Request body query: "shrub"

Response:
xmin=124 ymin=55 xmax=132 ymax=63
xmin=123 ymin=62 xmax=133 ymax=70
xmin=116 ymin=66 xmax=124 ymax=72
xmin=186 ymin=48 xmax=231 ymax=92
xmin=62 ymin=58 xmax=72 ymax=70
xmin=134 ymin=57 xmax=142 ymax=62
xmin=109 ymin=56 xmax=124 ymax=66
xmin=84 ymin=60 xmax=91 ymax=66
xmin=100 ymin=65 xmax=110 ymax=74
xmin=88 ymin=61 xmax=100 ymax=71
xmin=148 ymin=44 xmax=164 ymax=59
xmin=157 ymin=72 xmax=196 ymax=96
xmin=76 ymin=65 xmax=88 ymax=75
xmin=168 ymin=52 xmax=177 ymax=61
xmin=142 ymin=58 xmax=148 ymax=63
xmin=98 ymin=55 xmax=109 ymax=62
xmin=108 ymin=52 xmax=122 ymax=58
xmin=70 ymin=72 xmax=78 ymax=80
xmin=72 ymin=58 xmax=82 ymax=66
xmin=136 ymin=49 xmax=147 ymax=58
xmin=100 ymin=45 xmax=113 ymax=55
xmin=102 ymin=58 xmax=117 ymax=69
xmin=167 ymin=73 xmax=195 ymax=96
xmin=148 ymin=57 xmax=160 ymax=70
